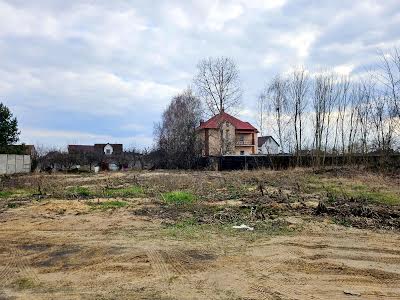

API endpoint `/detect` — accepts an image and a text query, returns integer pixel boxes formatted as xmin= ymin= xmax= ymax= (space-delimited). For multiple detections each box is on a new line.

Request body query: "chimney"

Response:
xmin=200 ymin=119 xmax=204 ymax=126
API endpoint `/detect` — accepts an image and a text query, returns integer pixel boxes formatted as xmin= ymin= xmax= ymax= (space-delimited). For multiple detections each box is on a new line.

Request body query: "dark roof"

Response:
xmin=258 ymin=136 xmax=279 ymax=147
xmin=68 ymin=143 xmax=123 ymax=154
xmin=197 ymin=111 xmax=258 ymax=132
xmin=68 ymin=145 xmax=95 ymax=153
xmin=94 ymin=144 xmax=123 ymax=154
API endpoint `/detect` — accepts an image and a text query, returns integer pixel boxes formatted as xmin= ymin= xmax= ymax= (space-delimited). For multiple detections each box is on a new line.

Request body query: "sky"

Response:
xmin=1 ymin=0 xmax=399 ymax=150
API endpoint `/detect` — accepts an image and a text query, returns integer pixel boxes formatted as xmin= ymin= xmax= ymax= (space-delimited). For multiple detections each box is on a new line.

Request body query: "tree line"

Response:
xmin=257 ymin=50 xmax=400 ymax=167
xmin=155 ymin=49 xmax=400 ymax=169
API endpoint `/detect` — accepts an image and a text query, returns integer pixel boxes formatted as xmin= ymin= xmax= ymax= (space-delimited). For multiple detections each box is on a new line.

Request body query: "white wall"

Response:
xmin=104 ymin=144 xmax=113 ymax=155
xmin=0 ymin=154 xmax=31 ymax=175
xmin=258 ymin=139 xmax=280 ymax=154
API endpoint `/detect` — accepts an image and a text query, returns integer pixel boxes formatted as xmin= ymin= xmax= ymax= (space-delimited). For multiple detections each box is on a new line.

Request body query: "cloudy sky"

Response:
xmin=1 ymin=0 xmax=399 ymax=149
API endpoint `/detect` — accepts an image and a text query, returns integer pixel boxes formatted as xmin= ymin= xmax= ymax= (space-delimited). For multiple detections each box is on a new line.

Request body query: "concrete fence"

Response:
xmin=0 ymin=154 xmax=31 ymax=175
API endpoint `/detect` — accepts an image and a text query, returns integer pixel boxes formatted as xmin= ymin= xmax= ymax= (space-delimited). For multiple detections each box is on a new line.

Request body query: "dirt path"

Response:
xmin=0 ymin=200 xmax=400 ymax=299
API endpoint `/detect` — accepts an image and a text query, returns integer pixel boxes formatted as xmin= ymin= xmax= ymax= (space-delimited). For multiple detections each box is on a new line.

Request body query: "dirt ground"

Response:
xmin=0 ymin=170 xmax=400 ymax=299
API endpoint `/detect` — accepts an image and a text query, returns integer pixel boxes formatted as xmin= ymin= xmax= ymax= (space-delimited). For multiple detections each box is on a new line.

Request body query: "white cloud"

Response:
xmin=205 ymin=2 xmax=244 ymax=31
xmin=280 ymin=29 xmax=320 ymax=59
xmin=262 ymin=53 xmax=280 ymax=68
xmin=166 ymin=6 xmax=191 ymax=29
xmin=242 ymin=0 xmax=286 ymax=10
xmin=0 ymin=1 xmax=60 ymax=38
xmin=333 ymin=64 xmax=355 ymax=76
xmin=1 ymin=68 xmax=180 ymax=116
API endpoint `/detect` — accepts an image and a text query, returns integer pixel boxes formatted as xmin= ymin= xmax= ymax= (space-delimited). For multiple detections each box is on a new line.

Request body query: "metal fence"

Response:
xmin=0 ymin=154 xmax=31 ymax=175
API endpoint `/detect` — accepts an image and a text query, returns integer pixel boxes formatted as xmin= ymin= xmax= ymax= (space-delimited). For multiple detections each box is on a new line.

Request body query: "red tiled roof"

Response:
xmin=197 ymin=111 xmax=258 ymax=132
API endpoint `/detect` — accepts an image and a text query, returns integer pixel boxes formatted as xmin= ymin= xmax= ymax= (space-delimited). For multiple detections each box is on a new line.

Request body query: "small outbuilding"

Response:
xmin=258 ymin=136 xmax=280 ymax=154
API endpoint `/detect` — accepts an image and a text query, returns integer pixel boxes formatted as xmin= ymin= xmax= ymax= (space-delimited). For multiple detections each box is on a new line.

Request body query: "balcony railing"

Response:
xmin=236 ymin=140 xmax=254 ymax=146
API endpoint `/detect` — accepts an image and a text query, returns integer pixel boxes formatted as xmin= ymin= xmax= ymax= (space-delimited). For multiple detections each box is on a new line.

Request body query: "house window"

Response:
xmin=240 ymin=151 xmax=245 ymax=155
xmin=106 ymin=149 xmax=111 ymax=155
xmin=239 ymin=135 xmax=244 ymax=142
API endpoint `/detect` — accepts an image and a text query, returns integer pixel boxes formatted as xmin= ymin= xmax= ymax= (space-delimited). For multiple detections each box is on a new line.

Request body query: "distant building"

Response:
xmin=0 ymin=144 xmax=36 ymax=157
xmin=24 ymin=145 xmax=37 ymax=157
xmin=197 ymin=111 xmax=259 ymax=156
xmin=258 ymin=136 xmax=280 ymax=154
xmin=68 ymin=143 xmax=123 ymax=156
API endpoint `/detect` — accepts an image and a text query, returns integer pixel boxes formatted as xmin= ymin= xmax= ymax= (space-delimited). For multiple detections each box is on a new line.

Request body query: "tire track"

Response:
xmin=160 ymin=250 xmax=189 ymax=275
xmin=0 ymin=243 xmax=39 ymax=287
xmin=146 ymin=249 xmax=171 ymax=279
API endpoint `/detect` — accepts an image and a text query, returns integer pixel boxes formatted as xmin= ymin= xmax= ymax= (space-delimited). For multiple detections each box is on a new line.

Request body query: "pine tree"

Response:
xmin=0 ymin=102 xmax=20 ymax=146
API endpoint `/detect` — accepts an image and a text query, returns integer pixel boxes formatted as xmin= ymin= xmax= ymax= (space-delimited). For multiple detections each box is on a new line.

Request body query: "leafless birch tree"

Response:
xmin=194 ymin=57 xmax=242 ymax=116
xmin=287 ymin=68 xmax=309 ymax=164
xmin=264 ymin=76 xmax=288 ymax=153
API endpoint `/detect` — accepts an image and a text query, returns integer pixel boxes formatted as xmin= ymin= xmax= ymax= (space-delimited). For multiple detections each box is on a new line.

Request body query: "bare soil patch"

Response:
xmin=0 ymin=169 xmax=399 ymax=299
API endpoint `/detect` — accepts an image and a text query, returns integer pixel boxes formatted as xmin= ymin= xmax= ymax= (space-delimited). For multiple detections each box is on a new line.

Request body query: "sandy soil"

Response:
xmin=1 ymin=198 xmax=400 ymax=299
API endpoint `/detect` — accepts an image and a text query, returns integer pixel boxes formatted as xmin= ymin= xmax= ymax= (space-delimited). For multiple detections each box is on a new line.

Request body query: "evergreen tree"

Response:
xmin=0 ymin=102 xmax=20 ymax=146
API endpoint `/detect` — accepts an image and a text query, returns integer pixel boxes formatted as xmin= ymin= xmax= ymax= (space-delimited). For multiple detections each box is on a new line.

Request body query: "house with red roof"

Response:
xmin=197 ymin=110 xmax=259 ymax=156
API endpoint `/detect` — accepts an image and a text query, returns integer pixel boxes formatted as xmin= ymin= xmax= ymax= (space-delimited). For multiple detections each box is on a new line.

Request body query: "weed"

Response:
xmin=89 ymin=200 xmax=128 ymax=210
xmin=104 ymin=185 xmax=143 ymax=197
xmin=162 ymin=191 xmax=195 ymax=205
xmin=304 ymin=177 xmax=400 ymax=205
xmin=0 ymin=190 xmax=13 ymax=198
xmin=164 ymin=218 xmax=212 ymax=239
xmin=0 ymin=189 xmax=32 ymax=198
xmin=13 ymin=277 xmax=36 ymax=290
xmin=7 ymin=202 xmax=20 ymax=208
xmin=333 ymin=217 xmax=351 ymax=227
xmin=67 ymin=186 xmax=92 ymax=197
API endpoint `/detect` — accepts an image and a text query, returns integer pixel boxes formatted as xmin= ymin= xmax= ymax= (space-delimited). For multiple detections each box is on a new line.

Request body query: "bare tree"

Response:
xmin=154 ymin=88 xmax=202 ymax=169
xmin=378 ymin=48 xmax=400 ymax=119
xmin=347 ymin=84 xmax=361 ymax=158
xmin=287 ymin=68 xmax=309 ymax=165
xmin=357 ymin=80 xmax=374 ymax=158
xmin=336 ymin=77 xmax=351 ymax=156
xmin=194 ymin=57 xmax=242 ymax=115
xmin=370 ymin=93 xmax=395 ymax=153
xmin=256 ymin=93 xmax=267 ymax=136
xmin=263 ymin=76 xmax=288 ymax=153
xmin=312 ymin=73 xmax=339 ymax=167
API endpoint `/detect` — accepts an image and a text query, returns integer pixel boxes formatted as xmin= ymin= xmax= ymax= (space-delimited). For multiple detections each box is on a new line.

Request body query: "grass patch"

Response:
xmin=7 ymin=202 xmax=21 ymax=209
xmin=13 ymin=277 xmax=36 ymax=290
xmin=332 ymin=217 xmax=352 ymax=227
xmin=0 ymin=189 xmax=31 ymax=199
xmin=0 ymin=190 xmax=13 ymax=198
xmin=162 ymin=191 xmax=195 ymax=205
xmin=104 ymin=185 xmax=144 ymax=197
xmin=164 ymin=218 xmax=212 ymax=239
xmin=89 ymin=200 xmax=128 ymax=210
xmin=164 ymin=217 xmax=295 ymax=241
xmin=304 ymin=176 xmax=400 ymax=205
xmin=66 ymin=186 xmax=92 ymax=197
xmin=324 ymin=183 xmax=399 ymax=205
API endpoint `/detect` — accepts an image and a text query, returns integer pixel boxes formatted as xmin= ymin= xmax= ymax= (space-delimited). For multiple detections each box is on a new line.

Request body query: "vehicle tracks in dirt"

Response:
xmin=0 ymin=243 xmax=39 ymax=287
